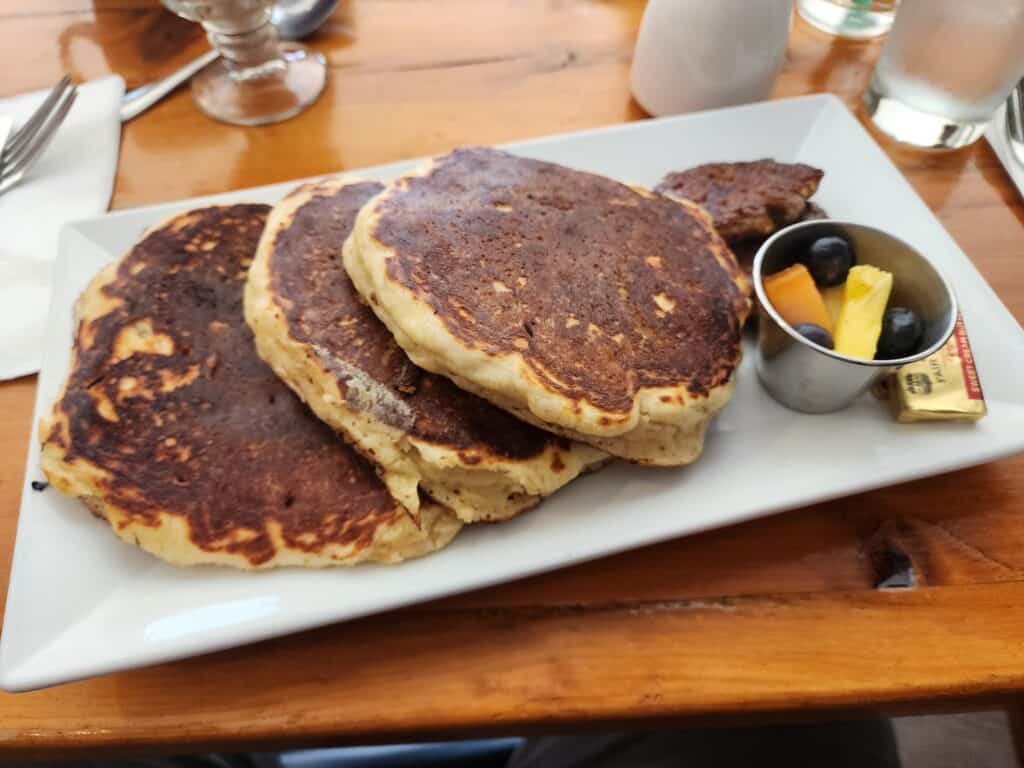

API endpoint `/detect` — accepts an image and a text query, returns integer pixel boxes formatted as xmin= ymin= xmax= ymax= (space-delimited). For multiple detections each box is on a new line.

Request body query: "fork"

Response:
xmin=0 ymin=76 xmax=78 ymax=197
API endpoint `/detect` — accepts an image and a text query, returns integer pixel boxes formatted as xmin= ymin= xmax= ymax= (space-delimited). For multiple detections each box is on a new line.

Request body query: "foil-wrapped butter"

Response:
xmin=887 ymin=315 xmax=986 ymax=422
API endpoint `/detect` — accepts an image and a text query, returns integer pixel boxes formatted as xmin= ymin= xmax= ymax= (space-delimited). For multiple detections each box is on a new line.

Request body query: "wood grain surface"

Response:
xmin=1 ymin=0 xmax=1023 ymax=758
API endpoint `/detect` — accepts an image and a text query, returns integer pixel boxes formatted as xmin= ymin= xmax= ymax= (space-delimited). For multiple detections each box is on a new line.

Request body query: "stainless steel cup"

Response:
xmin=753 ymin=220 xmax=957 ymax=413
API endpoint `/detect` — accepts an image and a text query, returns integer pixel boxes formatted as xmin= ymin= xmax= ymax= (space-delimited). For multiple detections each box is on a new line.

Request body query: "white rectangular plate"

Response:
xmin=4 ymin=94 xmax=1024 ymax=692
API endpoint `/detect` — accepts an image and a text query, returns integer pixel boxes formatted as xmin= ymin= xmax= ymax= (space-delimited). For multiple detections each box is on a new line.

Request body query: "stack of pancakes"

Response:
xmin=41 ymin=147 xmax=767 ymax=570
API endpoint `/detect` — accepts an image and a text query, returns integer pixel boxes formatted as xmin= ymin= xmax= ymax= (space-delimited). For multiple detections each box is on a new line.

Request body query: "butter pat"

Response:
xmin=888 ymin=314 xmax=986 ymax=422
xmin=834 ymin=265 xmax=893 ymax=359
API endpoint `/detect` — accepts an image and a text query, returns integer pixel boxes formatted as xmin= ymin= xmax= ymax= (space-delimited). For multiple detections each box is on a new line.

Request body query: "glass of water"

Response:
xmin=797 ymin=0 xmax=898 ymax=39
xmin=162 ymin=0 xmax=326 ymax=126
xmin=864 ymin=0 xmax=1024 ymax=149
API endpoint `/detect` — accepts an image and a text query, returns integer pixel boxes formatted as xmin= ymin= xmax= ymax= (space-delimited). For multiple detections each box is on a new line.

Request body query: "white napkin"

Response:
xmin=0 ymin=75 xmax=124 ymax=381
xmin=986 ymin=103 xmax=1024 ymax=199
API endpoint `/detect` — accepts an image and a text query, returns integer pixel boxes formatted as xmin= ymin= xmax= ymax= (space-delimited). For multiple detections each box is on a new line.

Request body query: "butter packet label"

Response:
xmin=888 ymin=314 xmax=986 ymax=422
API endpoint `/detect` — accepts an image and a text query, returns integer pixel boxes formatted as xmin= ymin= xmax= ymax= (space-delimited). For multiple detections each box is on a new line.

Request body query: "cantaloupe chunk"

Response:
xmin=763 ymin=263 xmax=833 ymax=333
xmin=834 ymin=265 xmax=893 ymax=359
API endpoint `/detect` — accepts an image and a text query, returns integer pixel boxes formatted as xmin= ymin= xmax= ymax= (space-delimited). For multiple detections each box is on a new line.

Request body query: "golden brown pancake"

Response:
xmin=656 ymin=160 xmax=824 ymax=242
xmin=39 ymin=204 xmax=460 ymax=569
xmin=245 ymin=177 xmax=605 ymax=523
xmin=344 ymin=147 xmax=751 ymax=465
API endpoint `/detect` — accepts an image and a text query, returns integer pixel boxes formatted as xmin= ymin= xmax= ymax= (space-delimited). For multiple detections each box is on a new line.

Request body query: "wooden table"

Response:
xmin=2 ymin=0 xmax=1023 ymax=759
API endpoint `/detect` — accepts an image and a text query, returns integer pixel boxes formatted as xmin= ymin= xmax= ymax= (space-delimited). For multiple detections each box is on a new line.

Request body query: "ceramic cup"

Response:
xmin=630 ymin=0 xmax=793 ymax=117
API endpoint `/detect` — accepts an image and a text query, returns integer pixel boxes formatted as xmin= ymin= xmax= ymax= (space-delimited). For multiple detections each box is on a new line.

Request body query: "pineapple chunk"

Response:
xmin=834 ymin=265 xmax=894 ymax=359
xmin=821 ymin=284 xmax=845 ymax=328
xmin=763 ymin=264 xmax=833 ymax=333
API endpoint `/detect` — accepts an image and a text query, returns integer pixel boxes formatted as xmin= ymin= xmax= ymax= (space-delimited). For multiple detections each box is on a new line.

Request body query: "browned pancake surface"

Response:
xmin=47 ymin=205 xmax=409 ymax=566
xmin=372 ymin=147 xmax=748 ymax=413
xmin=269 ymin=180 xmax=558 ymax=459
xmin=656 ymin=160 xmax=823 ymax=242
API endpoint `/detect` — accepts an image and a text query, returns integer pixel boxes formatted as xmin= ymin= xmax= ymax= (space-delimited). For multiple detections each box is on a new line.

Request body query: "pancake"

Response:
xmin=656 ymin=160 xmax=824 ymax=242
xmin=344 ymin=147 xmax=751 ymax=465
xmin=245 ymin=177 xmax=605 ymax=523
xmin=39 ymin=205 xmax=460 ymax=569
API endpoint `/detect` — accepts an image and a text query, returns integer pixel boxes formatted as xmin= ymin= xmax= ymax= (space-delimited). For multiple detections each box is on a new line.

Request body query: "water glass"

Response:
xmin=864 ymin=0 xmax=1024 ymax=149
xmin=162 ymin=0 xmax=326 ymax=126
xmin=797 ymin=0 xmax=898 ymax=39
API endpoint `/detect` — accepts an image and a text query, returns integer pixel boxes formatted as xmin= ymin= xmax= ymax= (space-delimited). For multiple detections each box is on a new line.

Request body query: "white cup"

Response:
xmin=630 ymin=0 xmax=794 ymax=117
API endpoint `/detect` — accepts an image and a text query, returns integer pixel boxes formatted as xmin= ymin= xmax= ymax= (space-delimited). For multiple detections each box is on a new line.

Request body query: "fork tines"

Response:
xmin=0 ymin=76 xmax=78 ymax=196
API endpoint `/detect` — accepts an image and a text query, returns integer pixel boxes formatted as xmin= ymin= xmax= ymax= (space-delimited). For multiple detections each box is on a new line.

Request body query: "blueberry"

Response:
xmin=793 ymin=322 xmax=834 ymax=349
xmin=802 ymin=235 xmax=855 ymax=286
xmin=877 ymin=307 xmax=923 ymax=359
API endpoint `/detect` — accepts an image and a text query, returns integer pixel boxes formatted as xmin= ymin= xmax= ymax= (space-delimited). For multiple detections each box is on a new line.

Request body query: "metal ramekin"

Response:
xmin=753 ymin=220 xmax=958 ymax=414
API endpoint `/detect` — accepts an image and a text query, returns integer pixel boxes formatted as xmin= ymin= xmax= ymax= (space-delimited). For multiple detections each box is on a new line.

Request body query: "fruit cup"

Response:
xmin=754 ymin=220 xmax=957 ymax=413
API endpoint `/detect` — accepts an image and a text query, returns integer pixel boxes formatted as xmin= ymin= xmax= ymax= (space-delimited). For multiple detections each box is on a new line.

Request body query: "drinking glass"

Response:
xmin=797 ymin=0 xmax=898 ymax=39
xmin=864 ymin=0 xmax=1024 ymax=149
xmin=162 ymin=0 xmax=326 ymax=126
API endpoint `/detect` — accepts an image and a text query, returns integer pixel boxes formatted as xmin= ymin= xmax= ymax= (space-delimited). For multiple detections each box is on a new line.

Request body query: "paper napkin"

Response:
xmin=0 ymin=75 xmax=124 ymax=380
